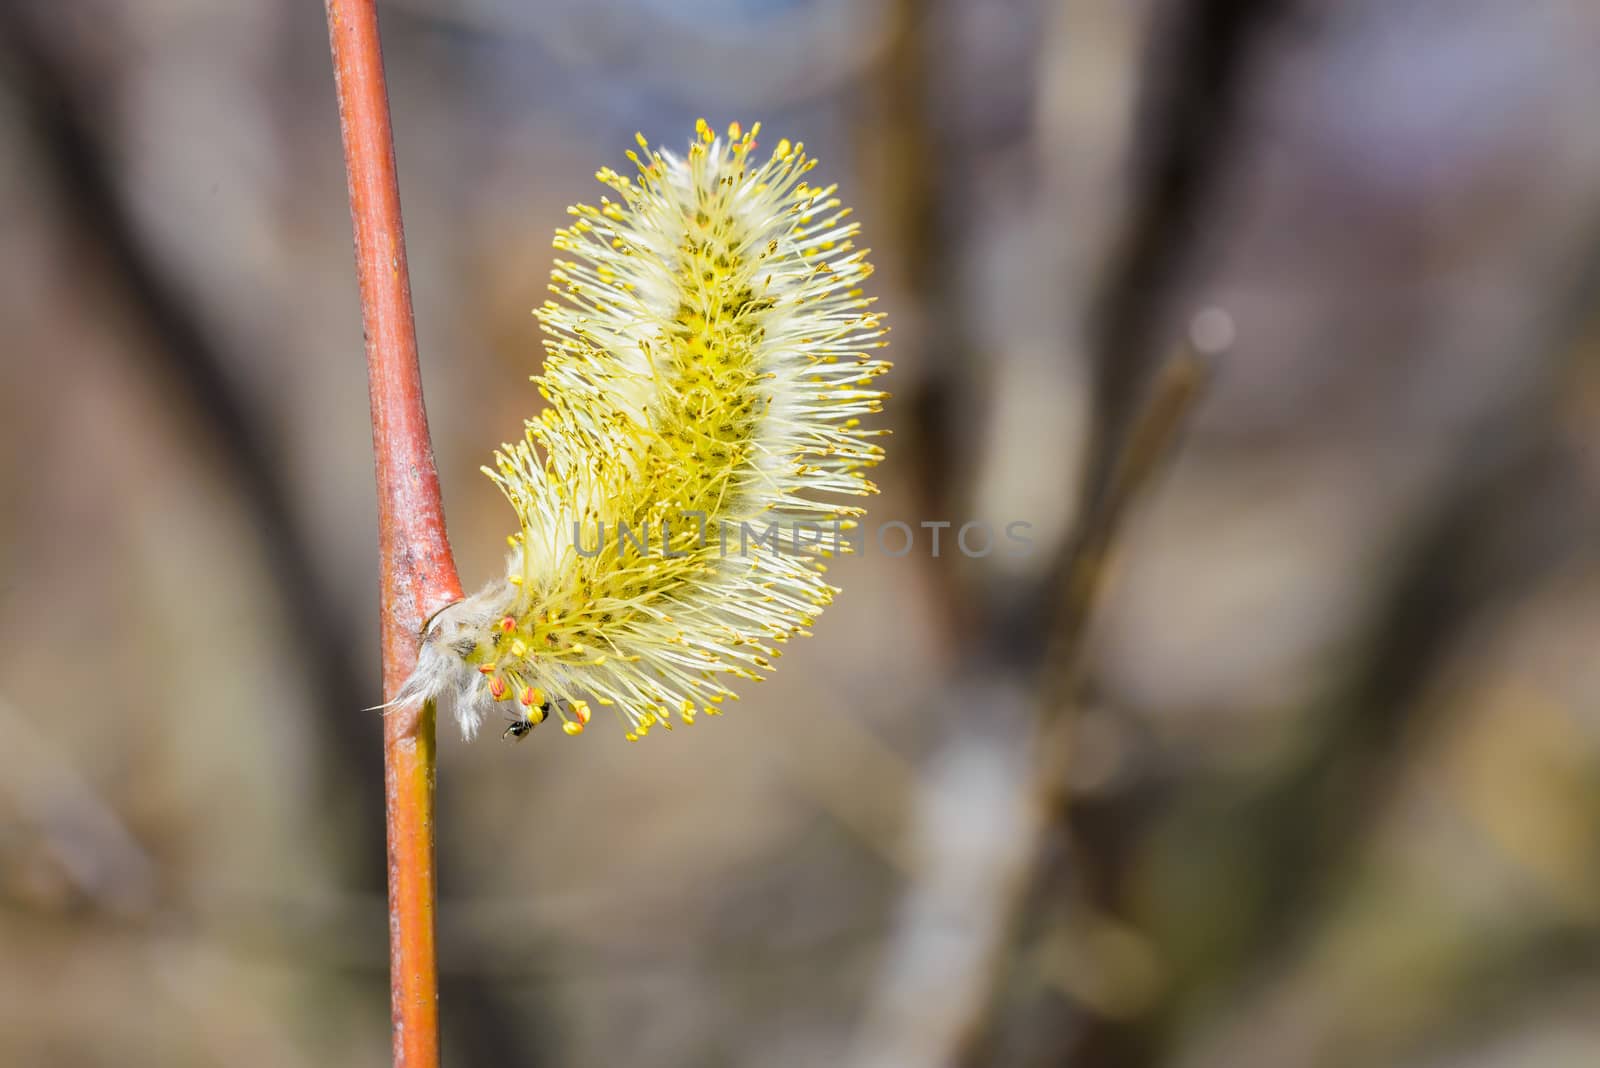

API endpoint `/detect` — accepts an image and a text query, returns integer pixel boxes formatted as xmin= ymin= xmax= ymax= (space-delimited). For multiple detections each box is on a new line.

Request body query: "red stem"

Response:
xmin=325 ymin=3 xmax=463 ymax=1064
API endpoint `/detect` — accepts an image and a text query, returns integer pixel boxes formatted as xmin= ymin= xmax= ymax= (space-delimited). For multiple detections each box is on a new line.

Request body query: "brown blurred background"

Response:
xmin=4 ymin=1 xmax=1600 ymax=1065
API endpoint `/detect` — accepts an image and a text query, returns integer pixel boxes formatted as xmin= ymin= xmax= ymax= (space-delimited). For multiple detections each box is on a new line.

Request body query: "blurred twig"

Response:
xmin=1111 ymin=236 xmax=1600 ymax=1064
xmin=1082 ymin=0 xmax=1280 ymax=511
xmin=953 ymin=0 xmax=1284 ymax=1060
xmin=0 ymin=4 xmax=382 ymax=831
xmin=325 ymin=2 xmax=463 ymax=1064
xmin=852 ymin=6 xmax=1212 ymax=1066
xmin=1038 ymin=350 xmax=1209 ymax=713
xmin=0 ymin=11 xmax=542 ymax=1065
xmin=865 ymin=0 xmax=972 ymax=633
xmin=0 ymin=694 xmax=157 ymax=916
xmin=954 ymin=339 xmax=1213 ymax=1067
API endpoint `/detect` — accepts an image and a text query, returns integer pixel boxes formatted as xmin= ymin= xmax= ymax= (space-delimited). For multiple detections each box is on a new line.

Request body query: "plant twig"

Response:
xmin=325 ymin=3 xmax=462 ymax=1064
xmin=954 ymin=333 xmax=1214 ymax=1067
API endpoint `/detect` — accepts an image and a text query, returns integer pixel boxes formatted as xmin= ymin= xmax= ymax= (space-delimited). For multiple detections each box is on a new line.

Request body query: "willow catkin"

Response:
xmin=397 ymin=120 xmax=889 ymax=741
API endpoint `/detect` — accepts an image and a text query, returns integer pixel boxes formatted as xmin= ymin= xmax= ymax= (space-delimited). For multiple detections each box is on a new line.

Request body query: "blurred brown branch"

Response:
xmin=0 ymin=1 xmax=384 ymax=838
xmin=955 ymin=339 xmax=1212 ymax=1068
xmin=952 ymin=1 xmax=1284 ymax=1062
xmin=1082 ymin=0 xmax=1281 ymax=510
xmin=0 ymin=9 xmax=545 ymax=1063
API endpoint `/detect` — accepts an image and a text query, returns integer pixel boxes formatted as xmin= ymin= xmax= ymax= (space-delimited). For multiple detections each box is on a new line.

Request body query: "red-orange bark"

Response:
xmin=325 ymin=3 xmax=462 ymax=1064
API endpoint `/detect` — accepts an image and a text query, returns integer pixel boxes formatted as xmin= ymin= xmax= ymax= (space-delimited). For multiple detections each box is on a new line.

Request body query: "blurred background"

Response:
xmin=4 ymin=1 xmax=1600 ymax=1065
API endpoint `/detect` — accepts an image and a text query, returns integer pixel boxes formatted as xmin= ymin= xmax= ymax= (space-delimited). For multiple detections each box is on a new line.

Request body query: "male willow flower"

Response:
xmin=398 ymin=121 xmax=888 ymax=741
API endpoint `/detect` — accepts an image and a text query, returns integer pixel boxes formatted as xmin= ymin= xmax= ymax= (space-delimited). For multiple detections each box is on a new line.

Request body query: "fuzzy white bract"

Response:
xmin=397 ymin=120 xmax=888 ymax=741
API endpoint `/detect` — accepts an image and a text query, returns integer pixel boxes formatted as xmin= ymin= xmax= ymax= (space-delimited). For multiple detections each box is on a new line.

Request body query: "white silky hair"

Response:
xmin=393 ymin=579 xmax=518 ymax=739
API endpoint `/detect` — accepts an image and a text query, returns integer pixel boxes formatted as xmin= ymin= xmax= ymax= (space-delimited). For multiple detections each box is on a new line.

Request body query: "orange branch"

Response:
xmin=325 ymin=3 xmax=462 ymax=1065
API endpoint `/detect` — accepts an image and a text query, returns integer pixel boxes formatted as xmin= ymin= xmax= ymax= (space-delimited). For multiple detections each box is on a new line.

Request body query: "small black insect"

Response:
xmin=503 ymin=698 xmax=553 ymax=741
